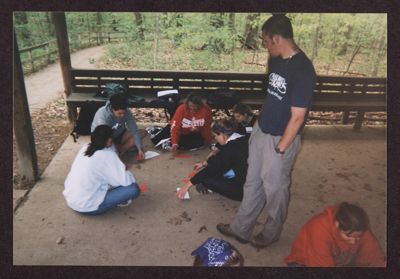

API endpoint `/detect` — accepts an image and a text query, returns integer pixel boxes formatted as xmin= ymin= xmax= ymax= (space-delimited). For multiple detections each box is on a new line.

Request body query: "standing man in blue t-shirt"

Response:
xmin=217 ymin=14 xmax=316 ymax=248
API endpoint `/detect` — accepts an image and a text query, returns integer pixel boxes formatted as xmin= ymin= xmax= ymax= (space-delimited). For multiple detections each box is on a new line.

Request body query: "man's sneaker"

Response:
xmin=161 ymin=139 xmax=172 ymax=150
xmin=249 ymin=233 xmax=278 ymax=249
xmin=216 ymin=223 xmax=249 ymax=244
xmin=145 ymin=126 xmax=163 ymax=139
xmin=117 ymin=199 xmax=132 ymax=207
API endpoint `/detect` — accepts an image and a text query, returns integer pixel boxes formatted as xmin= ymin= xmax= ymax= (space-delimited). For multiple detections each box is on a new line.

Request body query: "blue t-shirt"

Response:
xmin=258 ymin=51 xmax=316 ymax=136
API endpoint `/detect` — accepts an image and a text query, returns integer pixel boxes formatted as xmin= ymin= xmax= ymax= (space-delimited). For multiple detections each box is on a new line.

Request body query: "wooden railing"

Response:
xmin=18 ymin=31 xmax=129 ymax=74
xmin=66 ymin=69 xmax=386 ymax=130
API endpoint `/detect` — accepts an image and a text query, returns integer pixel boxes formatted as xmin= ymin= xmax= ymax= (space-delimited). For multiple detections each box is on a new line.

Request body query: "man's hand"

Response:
xmin=171 ymin=144 xmax=179 ymax=153
xmin=136 ymin=149 xmax=145 ymax=161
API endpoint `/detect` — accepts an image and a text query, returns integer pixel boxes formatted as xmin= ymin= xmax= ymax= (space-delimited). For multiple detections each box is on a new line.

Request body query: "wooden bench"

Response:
xmin=67 ymin=68 xmax=386 ymax=130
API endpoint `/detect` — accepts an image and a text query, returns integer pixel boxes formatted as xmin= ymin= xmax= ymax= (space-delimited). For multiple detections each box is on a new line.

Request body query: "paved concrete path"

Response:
xmin=24 ymin=45 xmax=105 ymax=113
xmin=13 ymin=46 xmax=107 ymax=209
xmin=13 ymin=125 xmax=387 ymax=266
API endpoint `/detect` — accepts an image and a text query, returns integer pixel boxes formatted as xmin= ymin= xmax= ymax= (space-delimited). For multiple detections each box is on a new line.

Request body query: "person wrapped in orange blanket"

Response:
xmin=285 ymin=202 xmax=385 ymax=267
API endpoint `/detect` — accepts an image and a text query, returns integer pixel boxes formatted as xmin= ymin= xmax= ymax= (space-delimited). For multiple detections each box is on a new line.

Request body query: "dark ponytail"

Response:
xmin=85 ymin=125 xmax=113 ymax=157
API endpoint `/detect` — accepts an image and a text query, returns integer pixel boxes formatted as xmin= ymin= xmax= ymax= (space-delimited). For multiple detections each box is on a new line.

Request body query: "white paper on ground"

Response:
xmin=155 ymin=137 xmax=171 ymax=147
xmin=144 ymin=151 xmax=160 ymax=160
xmin=176 ymin=187 xmax=190 ymax=199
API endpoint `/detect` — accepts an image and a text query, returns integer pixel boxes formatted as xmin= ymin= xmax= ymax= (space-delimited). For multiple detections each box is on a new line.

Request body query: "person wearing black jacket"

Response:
xmin=232 ymin=103 xmax=258 ymax=137
xmin=176 ymin=119 xmax=249 ymax=201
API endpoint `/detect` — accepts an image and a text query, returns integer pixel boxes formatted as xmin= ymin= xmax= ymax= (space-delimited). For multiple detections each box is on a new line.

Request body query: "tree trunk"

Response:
xmin=51 ymin=12 xmax=74 ymax=122
xmin=242 ymin=13 xmax=260 ymax=50
xmin=326 ymin=22 xmax=339 ymax=75
xmin=228 ymin=13 xmax=235 ymax=33
xmin=229 ymin=13 xmax=236 ymax=66
xmin=45 ymin=12 xmax=55 ymax=37
xmin=14 ymin=12 xmax=31 ymax=45
xmin=13 ymin=29 xmax=39 ymax=188
xmin=311 ymin=14 xmax=322 ymax=63
xmin=337 ymin=24 xmax=352 ymax=56
xmin=96 ymin=12 xmax=103 ymax=44
xmin=134 ymin=12 xmax=145 ymax=41
xmin=371 ymin=21 xmax=387 ymax=77
xmin=153 ymin=13 xmax=159 ymax=69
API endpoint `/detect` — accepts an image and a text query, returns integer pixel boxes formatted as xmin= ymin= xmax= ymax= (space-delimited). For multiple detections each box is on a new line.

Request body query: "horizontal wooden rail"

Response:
xmin=67 ymin=68 xmax=386 ymax=130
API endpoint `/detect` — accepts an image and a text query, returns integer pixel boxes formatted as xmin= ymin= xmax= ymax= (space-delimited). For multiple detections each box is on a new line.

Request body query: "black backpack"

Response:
xmin=149 ymin=90 xmax=181 ymax=120
xmin=95 ymin=82 xmax=128 ymax=99
xmin=70 ymin=101 xmax=101 ymax=142
xmin=206 ymin=90 xmax=239 ymax=116
xmin=159 ymin=94 xmax=181 ymax=120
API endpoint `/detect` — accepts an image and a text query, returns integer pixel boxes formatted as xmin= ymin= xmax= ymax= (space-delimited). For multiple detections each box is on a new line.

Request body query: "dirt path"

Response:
xmin=25 ymin=45 xmax=105 ymax=113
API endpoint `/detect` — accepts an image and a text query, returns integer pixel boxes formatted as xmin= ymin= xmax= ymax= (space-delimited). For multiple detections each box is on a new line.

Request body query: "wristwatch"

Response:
xmin=274 ymin=146 xmax=285 ymax=155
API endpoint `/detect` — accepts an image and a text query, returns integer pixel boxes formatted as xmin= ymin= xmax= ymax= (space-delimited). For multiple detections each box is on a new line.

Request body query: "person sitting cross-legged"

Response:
xmin=63 ymin=125 xmax=140 ymax=215
xmin=285 ymin=202 xmax=386 ymax=267
xmin=176 ymin=119 xmax=249 ymax=202
xmin=151 ymin=93 xmax=213 ymax=152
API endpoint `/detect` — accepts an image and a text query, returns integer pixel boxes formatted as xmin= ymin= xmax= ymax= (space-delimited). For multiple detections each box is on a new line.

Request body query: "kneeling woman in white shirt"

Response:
xmin=63 ymin=125 xmax=140 ymax=215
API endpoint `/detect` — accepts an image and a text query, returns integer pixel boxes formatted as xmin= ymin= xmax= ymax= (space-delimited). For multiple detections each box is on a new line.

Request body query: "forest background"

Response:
xmin=14 ymin=12 xmax=387 ymax=77
xmin=12 ymin=12 xmax=387 ymax=188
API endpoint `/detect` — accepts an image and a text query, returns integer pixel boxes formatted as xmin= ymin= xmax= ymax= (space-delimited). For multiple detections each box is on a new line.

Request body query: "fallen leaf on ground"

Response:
xmin=198 ymin=225 xmax=208 ymax=233
xmin=56 ymin=236 xmax=65 ymax=244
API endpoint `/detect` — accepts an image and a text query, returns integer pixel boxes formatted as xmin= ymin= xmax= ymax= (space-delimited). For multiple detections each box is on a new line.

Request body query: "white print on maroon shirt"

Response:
xmin=182 ymin=117 xmax=205 ymax=131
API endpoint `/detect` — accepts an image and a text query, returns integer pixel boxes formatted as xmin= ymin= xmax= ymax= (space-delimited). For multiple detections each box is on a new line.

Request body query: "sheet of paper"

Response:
xmin=157 ymin=89 xmax=178 ymax=97
xmin=176 ymin=187 xmax=190 ymax=199
xmin=144 ymin=151 xmax=160 ymax=160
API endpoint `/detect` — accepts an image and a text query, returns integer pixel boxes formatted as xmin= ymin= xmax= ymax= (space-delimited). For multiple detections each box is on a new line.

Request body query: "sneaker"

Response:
xmin=117 ymin=199 xmax=132 ymax=207
xmin=249 ymin=233 xmax=278 ymax=248
xmin=145 ymin=126 xmax=163 ymax=138
xmin=161 ymin=139 xmax=172 ymax=150
xmin=210 ymin=143 xmax=217 ymax=151
xmin=195 ymin=183 xmax=209 ymax=194
xmin=216 ymin=223 xmax=249 ymax=244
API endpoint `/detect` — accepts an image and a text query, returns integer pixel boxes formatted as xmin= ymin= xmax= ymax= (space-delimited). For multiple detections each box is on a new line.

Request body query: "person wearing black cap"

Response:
xmin=176 ymin=118 xmax=249 ymax=201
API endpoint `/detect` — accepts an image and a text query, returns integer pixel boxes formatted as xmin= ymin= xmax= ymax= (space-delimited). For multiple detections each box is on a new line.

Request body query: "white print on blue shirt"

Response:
xmin=112 ymin=123 xmax=122 ymax=130
xmin=268 ymin=73 xmax=287 ymax=101
xmin=269 ymin=73 xmax=287 ymax=94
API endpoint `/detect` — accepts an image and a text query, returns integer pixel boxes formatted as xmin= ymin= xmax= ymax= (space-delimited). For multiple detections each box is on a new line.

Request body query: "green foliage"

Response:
xmin=14 ymin=12 xmax=387 ymax=77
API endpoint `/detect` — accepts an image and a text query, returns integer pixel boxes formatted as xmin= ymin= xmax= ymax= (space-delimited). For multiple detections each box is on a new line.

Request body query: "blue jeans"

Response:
xmin=81 ymin=183 xmax=140 ymax=215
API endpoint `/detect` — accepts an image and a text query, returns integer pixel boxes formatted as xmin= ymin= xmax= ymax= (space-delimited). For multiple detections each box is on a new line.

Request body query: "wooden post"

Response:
xmin=353 ymin=111 xmax=365 ymax=131
xmin=45 ymin=43 xmax=51 ymax=64
xmin=28 ymin=50 xmax=34 ymax=72
xmin=51 ymin=12 xmax=75 ymax=122
xmin=341 ymin=111 xmax=350 ymax=124
xmin=13 ymin=29 xmax=39 ymax=188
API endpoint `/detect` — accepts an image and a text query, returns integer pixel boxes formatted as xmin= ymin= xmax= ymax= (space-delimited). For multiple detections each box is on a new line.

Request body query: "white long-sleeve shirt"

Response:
xmin=63 ymin=144 xmax=136 ymax=212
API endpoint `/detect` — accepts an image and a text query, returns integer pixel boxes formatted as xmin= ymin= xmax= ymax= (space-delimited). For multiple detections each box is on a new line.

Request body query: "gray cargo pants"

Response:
xmin=230 ymin=122 xmax=301 ymax=244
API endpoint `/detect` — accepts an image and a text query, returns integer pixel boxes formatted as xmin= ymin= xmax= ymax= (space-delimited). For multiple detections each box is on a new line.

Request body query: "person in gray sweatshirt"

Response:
xmin=91 ymin=93 xmax=145 ymax=158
